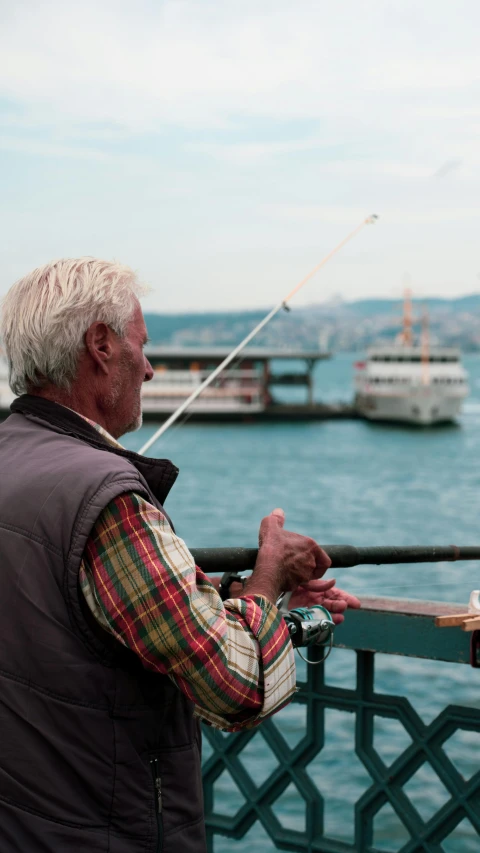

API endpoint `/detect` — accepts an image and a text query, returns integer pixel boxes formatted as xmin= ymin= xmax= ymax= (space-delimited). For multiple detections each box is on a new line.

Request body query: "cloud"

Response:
xmin=1 ymin=0 xmax=479 ymax=137
xmin=0 ymin=135 xmax=110 ymax=161
xmin=185 ymin=138 xmax=336 ymax=163
xmin=1 ymin=0 xmax=480 ymax=309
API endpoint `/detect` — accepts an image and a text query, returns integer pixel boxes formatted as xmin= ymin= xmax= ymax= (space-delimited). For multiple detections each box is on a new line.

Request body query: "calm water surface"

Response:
xmin=122 ymin=352 xmax=480 ymax=852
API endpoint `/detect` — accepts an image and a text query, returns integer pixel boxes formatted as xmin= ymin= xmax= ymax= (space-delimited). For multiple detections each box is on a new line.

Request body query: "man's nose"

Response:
xmin=144 ymin=358 xmax=154 ymax=382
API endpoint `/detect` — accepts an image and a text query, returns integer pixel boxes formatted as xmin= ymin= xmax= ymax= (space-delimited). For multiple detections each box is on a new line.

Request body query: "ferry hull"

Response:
xmin=354 ymin=390 xmax=465 ymax=425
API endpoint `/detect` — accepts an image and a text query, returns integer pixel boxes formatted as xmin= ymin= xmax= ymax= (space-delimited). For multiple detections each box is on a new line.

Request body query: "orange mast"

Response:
xmin=421 ymin=307 xmax=430 ymax=386
xmin=400 ymin=288 xmax=413 ymax=346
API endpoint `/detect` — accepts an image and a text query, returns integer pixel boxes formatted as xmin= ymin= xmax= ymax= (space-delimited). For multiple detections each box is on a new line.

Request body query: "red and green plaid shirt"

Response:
xmin=78 ymin=418 xmax=296 ymax=731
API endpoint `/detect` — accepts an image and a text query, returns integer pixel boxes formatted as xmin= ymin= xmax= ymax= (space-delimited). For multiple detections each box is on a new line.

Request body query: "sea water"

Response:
xmin=122 ymin=352 xmax=480 ymax=852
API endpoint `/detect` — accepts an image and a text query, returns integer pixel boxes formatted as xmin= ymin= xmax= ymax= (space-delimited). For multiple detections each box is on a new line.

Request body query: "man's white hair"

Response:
xmin=1 ymin=258 xmax=146 ymax=395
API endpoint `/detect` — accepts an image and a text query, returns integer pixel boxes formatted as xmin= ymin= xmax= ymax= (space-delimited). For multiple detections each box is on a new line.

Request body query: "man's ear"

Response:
xmin=84 ymin=322 xmax=116 ymax=375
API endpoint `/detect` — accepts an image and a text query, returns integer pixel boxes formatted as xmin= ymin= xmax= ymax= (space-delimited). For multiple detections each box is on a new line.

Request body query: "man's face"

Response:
xmin=108 ymin=301 xmax=154 ymax=436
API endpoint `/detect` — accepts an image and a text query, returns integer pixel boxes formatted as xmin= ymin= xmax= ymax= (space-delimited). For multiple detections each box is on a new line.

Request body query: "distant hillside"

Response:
xmin=304 ymin=294 xmax=480 ymax=319
xmin=145 ymin=309 xmax=266 ymax=343
xmin=145 ymin=294 xmax=480 ymax=353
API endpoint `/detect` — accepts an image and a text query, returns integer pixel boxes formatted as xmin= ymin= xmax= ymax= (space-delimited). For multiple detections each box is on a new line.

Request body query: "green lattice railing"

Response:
xmin=202 ymin=597 xmax=480 ymax=853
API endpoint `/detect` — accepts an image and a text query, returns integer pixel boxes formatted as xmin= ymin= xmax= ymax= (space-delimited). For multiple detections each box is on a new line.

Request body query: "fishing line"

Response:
xmin=139 ymin=215 xmax=379 ymax=456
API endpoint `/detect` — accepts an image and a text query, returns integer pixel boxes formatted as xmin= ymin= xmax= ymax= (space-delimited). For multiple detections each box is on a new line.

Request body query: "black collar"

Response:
xmin=11 ymin=395 xmax=179 ymax=505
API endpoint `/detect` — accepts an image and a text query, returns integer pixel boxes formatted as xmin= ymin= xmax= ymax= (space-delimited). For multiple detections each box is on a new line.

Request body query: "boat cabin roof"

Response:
xmin=367 ymin=346 xmax=460 ymax=363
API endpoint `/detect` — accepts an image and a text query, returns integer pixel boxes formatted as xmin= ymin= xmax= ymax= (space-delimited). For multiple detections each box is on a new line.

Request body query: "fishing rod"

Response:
xmin=139 ymin=214 xmax=379 ymax=455
xmin=190 ymin=544 xmax=480 ymax=573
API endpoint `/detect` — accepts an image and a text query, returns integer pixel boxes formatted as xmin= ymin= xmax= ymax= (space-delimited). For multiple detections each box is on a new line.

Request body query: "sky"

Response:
xmin=1 ymin=0 xmax=479 ymax=312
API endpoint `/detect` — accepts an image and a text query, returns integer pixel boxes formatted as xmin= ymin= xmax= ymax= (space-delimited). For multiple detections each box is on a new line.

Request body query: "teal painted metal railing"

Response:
xmin=201 ymin=597 xmax=480 ymax=852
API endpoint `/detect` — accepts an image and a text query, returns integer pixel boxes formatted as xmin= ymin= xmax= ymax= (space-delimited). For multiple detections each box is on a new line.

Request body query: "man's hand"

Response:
xmin=287 ymin=578 xmax=361 ymax=625
xmin=243 ymin=508 xmax=331 ymax=604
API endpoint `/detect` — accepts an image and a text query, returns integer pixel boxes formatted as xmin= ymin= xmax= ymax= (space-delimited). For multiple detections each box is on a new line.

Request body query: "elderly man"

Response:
xmin=0 ymin=258 xmax=359 ymax=853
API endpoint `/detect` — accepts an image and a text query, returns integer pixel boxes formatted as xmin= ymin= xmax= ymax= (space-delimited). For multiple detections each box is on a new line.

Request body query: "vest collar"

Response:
xmin=11 ymin=395 xmax=179 ymax=505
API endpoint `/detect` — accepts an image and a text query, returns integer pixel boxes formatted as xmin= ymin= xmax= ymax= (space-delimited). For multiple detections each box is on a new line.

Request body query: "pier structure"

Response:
xmin=141 ymin=346 xmax=355 ymax=422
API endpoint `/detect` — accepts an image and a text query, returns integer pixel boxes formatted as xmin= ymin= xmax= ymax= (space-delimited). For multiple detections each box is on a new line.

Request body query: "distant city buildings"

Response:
xmin=145 ymin=297 xmax=480 ymax=353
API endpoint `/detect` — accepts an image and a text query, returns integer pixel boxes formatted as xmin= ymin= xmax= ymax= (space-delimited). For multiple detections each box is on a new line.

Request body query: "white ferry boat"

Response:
xmin=354 ymin=295 xmax=468 ymax=425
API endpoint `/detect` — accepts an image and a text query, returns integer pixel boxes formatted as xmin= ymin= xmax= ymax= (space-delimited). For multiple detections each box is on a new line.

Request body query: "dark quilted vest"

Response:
xmin=0 ymin=396 xmax=206 ymax=853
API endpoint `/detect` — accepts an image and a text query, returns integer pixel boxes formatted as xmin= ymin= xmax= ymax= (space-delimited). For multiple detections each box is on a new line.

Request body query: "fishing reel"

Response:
xmin=218 ymin=573 xmax=335 ymax=664
xmin=279 ymin=593 xmax=335 ymax=665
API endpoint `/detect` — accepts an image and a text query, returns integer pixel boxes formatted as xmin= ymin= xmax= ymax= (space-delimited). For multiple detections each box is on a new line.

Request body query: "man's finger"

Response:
xmin=297 ymin=578 xmax=336 ymax=592
xmin=328 ymin=588 xmax=362 ymax=609
xmin=313 ymin=544 xmax=332 ymax=575
xmin=258 ymin=508 xmax=285 ymax=546
xmin=322 ymin=598 xmax=347 ymax=612
xmin=270 ymin=508 xmax=285 ymax=527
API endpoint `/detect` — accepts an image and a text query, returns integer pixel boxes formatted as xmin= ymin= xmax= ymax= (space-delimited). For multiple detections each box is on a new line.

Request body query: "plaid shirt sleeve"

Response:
xmin=79 ymin=492 xmax=296 ymax=731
